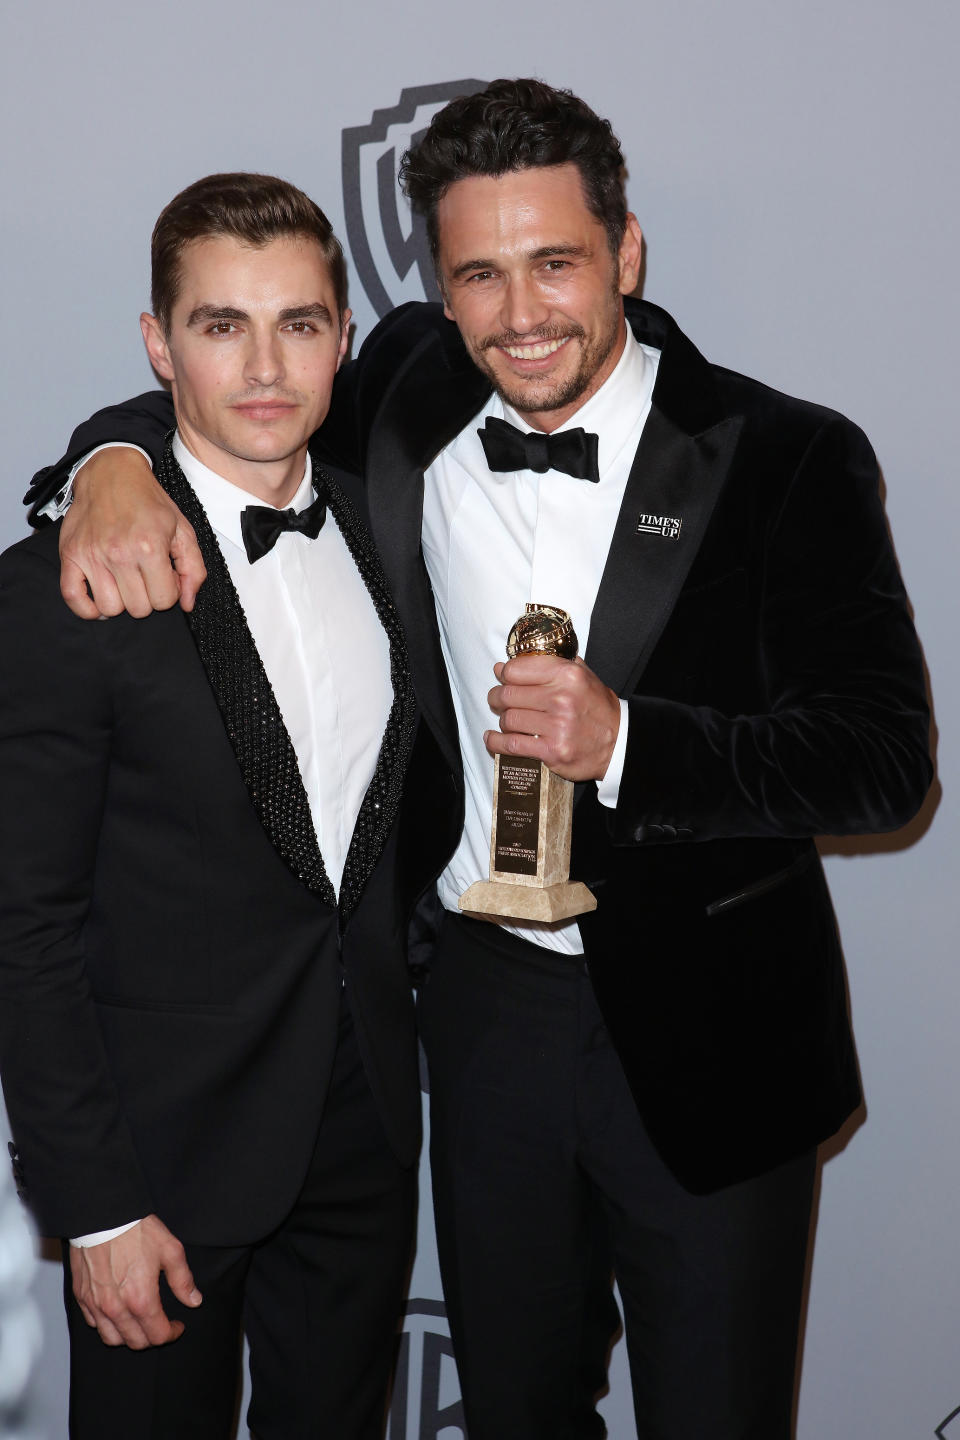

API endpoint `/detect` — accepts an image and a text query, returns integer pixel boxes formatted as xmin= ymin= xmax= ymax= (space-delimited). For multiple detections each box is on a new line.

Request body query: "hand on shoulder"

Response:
xmin=60 ymin=449 xmax=206 ymax=620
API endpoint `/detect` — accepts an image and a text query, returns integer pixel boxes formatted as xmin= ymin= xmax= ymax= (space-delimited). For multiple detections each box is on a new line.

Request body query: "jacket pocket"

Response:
xmin=705 ymin=850 xmax=814 ymax=917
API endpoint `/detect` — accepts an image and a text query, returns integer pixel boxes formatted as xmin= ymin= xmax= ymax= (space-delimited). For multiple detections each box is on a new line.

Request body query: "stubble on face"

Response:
xmin=470 ymin=271 xmax=622 ymax=417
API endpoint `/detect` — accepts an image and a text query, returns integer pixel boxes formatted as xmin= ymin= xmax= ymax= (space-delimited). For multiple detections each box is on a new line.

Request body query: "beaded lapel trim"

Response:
xmin=156 ymin=439 xmax=415 ymax=916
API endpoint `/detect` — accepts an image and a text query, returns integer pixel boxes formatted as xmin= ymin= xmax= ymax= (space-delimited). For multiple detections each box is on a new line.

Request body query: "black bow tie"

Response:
xmin=240 ymin=485 xmax=328 ymax=564
xmin=478 ymin=416 xmax=600 ymax=484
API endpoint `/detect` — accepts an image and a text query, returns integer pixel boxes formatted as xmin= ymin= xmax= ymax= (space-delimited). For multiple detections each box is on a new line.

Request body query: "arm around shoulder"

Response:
xmin=24 ymin=391 xmax=175 ymax=524
xmin=58 ymin=439 xmax=205 ymax=621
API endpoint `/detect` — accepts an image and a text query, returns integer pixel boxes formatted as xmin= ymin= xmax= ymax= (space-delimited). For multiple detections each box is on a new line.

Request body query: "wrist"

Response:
xmin=73 ymin=444 xmax=154 ymax=503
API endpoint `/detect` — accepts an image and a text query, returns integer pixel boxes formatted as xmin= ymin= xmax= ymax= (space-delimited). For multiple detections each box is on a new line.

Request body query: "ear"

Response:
xmin=617 ymin=214 xmax=644 ymax=297
xmin=335 ymin=309 xmax=352 ymax=370
xmin=140 ymin=313 xmax=175 ymax=381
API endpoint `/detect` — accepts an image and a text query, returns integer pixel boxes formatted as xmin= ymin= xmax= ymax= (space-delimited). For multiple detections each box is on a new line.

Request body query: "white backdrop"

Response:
xmin=1 ymin=3 xmax=956 ymax=1436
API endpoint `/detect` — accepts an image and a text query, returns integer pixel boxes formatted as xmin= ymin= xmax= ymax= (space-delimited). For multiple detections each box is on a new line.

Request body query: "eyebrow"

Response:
xmin=448 ymin=244 xmax=590 ymax=281
xmin=186 ymin=301 xmax=334 ymax=326
xmin=187 ymin=304 xmax=248 ymax=325
xmin=278 ymin=302 xmax=334 ymax=324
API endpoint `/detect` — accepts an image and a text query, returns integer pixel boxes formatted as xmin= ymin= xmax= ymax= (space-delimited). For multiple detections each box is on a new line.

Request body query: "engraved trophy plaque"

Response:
xmin=459 ymin=604 xmax=597 ymax=923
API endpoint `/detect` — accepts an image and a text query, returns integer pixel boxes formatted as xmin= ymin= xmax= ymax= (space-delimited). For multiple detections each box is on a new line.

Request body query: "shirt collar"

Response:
xmin=498 ymin=323 xmax=655 ymax=478
xmin=172 ymin=433 xmax=314 ymax=552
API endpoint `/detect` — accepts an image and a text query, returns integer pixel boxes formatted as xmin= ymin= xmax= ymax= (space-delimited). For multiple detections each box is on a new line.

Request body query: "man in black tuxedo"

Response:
xmin=0 ymin=172 xmax=433 ymax=1440
xmin=25 ymin=82 xmax=932 ymax=1440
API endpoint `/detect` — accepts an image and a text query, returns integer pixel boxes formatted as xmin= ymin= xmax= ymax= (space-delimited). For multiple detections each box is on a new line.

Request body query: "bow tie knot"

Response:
xmin=240 ymin=484 xmax=328 ymax=564
xmin=477 ymin=416 xmax=600 ymax=484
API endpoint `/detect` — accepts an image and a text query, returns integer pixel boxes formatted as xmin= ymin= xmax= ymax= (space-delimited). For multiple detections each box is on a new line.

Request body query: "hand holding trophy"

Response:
xmin=459 ymin=604 xmax=597 ymax=923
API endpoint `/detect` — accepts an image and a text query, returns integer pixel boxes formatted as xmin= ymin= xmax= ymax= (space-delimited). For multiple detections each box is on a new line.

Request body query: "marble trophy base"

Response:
xmin=459 ymin=877 xmax=597 ymax=923
xmin=459 ymin=754 xmax=597 ymax=923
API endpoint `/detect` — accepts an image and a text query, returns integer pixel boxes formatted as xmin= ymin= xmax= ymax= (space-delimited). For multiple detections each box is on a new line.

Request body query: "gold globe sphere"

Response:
xmin=506 ymin=604 xmax=578 ymax=661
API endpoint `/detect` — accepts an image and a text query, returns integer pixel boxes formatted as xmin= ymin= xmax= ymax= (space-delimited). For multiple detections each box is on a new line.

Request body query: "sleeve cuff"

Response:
xmin=70 ymin=1218 xmax=143 ymax=1249
xmin=595 ymin=698 xmax=629 ymax=810
xmin=38 ymin=443 xmax=154 ymax=522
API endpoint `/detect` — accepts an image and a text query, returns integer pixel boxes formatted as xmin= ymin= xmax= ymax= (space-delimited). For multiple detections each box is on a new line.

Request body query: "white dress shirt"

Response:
xmin=423 ymin=326 xmax=660 ymax=954
xmin=72 ymin=433 xmax=392 ymax=1248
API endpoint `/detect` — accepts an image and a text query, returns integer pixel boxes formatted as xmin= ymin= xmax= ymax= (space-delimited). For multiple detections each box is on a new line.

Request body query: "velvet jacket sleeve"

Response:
xmin=22 ymin=365 xmax=368 ymax=526
xmin=0 ymin=530 xmax=153 ymax=1235
xmin=610 ymin=415 xmax=932 ymax=844
xmin=23 ymin=390 xmax=175 ymax=526
xmin=311 ymin=305 xmax=431 ymax=479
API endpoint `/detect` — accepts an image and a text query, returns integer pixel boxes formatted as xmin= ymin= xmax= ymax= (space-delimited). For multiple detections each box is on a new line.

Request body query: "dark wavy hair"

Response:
xmin=151 ymin=172 xmax=347 ymax=333
xmin=399 ymin=78 xmax=627 ymax=265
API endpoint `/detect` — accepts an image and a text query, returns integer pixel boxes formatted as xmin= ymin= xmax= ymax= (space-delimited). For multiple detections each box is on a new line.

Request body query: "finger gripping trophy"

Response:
xmin=459 ymin=604 xmax=598 ymax=923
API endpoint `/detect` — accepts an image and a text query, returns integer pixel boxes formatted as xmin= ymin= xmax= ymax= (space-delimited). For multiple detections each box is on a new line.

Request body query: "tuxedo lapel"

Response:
xmin=584 ymin=405 xmax=743 ymax=697
xmin=156 ymin=442 xmax=418 ymax=919
xmin=363 ymin=322 xmax=488 ymax=773
xmin=317 ymin=460 xmax=417 ymax=923
xmin=155 ymin=442 xmax=337 ymax=904
xmin=584 ymin=303 xmax=745 ymax=698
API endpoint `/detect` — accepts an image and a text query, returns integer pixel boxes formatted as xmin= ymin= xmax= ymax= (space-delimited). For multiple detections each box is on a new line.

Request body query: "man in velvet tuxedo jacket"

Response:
xmin=0 ymin=174 xmax=434 ymax=1440
xmin=25 ymin=83 xmax=932 ymax=1440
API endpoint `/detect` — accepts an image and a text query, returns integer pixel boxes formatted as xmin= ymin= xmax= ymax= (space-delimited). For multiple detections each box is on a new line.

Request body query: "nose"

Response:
xmin=243 ymin=330 xmax=284 ymax=388
xmin=500 ymin=274 xmax=550 ymax=337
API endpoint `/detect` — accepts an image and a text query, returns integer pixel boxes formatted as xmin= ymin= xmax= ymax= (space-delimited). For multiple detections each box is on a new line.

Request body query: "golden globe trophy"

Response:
xmin=459 ymin=604 xmax=597 ymax=923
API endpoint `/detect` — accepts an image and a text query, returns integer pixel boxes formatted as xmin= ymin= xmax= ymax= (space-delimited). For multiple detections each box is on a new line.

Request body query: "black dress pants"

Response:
xmin=418 ymin=913 xmax=816 ymax=1440
xmin=64 ymin=994 xmax=415 ymax=1440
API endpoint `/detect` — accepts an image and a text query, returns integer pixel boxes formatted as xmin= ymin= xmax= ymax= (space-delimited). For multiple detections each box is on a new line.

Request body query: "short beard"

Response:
xmin=469 ymin=279 xmax=622 ymax=417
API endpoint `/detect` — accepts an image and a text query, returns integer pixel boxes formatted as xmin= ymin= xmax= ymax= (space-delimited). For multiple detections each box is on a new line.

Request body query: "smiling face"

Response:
xmin=435 ymin=164 xmax=642 ymax=432
xmin=140 ymin=233 xmax=350 ymax=505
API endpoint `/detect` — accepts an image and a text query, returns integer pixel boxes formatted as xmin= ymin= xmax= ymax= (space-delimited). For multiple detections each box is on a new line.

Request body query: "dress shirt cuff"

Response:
xmin=70 ymin=1218 xmax=143 ymax=1249
xmin=37 ymin=443 xmax=155 ymax=522
xmin=596 ymin=698 xmax=629 ymax=809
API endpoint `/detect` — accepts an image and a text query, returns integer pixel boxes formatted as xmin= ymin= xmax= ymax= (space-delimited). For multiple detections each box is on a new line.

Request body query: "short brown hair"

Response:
xmin=399 ymin=79 xmax=627 ymax=264
xmin=151 ymin=172 xmax=348 ymax=332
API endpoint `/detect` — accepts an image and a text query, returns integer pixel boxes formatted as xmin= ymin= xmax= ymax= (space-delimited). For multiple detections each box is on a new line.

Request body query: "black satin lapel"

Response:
xmin=584 ymin=407 xmax=744 ymax=697
xmin=364 ymin=446 xmax=459 ymax=775
xmin=364 ymin=330 xmax=489 ymax=773
xmin=155 ymin=441 xmax=336 ymax=906
xmin=363 ymin=327 xmax=486 ymax=595
xmin=318 ymin=466 xmax=417 ymax=923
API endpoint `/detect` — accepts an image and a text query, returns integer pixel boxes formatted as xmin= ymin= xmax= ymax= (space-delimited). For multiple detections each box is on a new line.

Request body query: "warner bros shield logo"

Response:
xmin=342 ymin=81 xmax=486 ymax=318
xmin=387 ymin=1299 xmax=466 ymax=1439
xmin=937 ymin=1406 xmax=960 ymax=1438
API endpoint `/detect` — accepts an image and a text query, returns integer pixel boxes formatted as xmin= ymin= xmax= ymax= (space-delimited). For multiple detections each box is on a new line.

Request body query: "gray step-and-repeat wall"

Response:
xmin=2 ymin=3 xmax=957 ymax=1436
